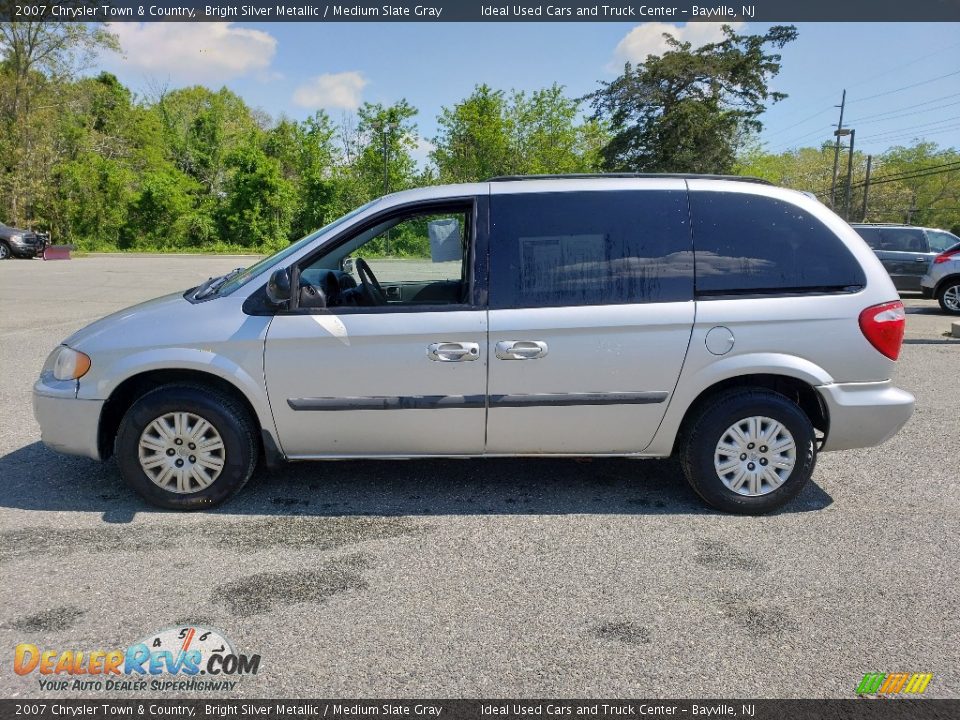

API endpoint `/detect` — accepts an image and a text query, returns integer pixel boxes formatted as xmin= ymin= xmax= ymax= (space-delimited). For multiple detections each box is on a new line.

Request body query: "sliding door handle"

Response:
xmin=496 ymin=340 xmax=548 ymax=360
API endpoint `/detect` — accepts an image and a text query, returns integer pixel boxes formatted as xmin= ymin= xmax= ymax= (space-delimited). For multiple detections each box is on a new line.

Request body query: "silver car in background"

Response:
xmin=921 ymin=240 xmax=960 ymax=314
xmin=34 ymin=175 xmax=915 ymax=514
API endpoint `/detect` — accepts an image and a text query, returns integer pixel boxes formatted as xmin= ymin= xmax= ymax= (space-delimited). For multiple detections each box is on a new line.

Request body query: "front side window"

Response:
xmin=296 ymin=204 xmax=472 ymax=310
xmin=489 ymin=190 xmax=693 ymax=309
xmin=853 ymin=226 xmax=884 ymax=250
xmin=691 ymin=192 xmax=866 ymax=295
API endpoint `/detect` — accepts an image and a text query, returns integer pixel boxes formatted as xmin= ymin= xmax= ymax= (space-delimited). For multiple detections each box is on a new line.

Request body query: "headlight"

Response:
xmin=52 ymin=346 xmax=92 ymax=380
xmin=9 ymin=234 xmax=22 ymax=242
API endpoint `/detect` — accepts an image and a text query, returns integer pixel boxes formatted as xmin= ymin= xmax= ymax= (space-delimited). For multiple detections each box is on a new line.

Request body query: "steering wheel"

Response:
xmin=354 ymin=258 xmax=386 ymax=306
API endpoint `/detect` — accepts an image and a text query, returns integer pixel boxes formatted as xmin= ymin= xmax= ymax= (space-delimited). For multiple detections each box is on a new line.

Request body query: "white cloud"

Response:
xmin=608 ymin=22 xmax=746 ymax=71
xmin=292 ymin=72 xmax=369 ymax=111
xmin=411 ymin=137 xmax=436 ymax=169
xmin=107 ymin=22 xmax=277 ymax=83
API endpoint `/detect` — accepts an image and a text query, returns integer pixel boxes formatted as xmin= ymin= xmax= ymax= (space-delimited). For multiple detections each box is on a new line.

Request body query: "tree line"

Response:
xmin=1 ymin=21 xmax=957 ymax=253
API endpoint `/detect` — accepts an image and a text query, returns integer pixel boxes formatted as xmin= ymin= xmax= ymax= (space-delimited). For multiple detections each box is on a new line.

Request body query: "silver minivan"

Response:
xmin=34 ymin=175 xmax=916 ymax=514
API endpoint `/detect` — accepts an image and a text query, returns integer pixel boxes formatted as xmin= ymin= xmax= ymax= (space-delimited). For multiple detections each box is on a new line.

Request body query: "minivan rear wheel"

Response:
xmin=937 ymin=280 xmax=960 ymax=314
xmin=115 ymin=384 xmax=258 ymax=509
xmin=680 ymin=389 xmax=816 ymax=514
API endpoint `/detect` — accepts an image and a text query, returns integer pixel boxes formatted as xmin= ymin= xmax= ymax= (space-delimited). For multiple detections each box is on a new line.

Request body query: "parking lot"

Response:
xmin=1 ymin=254 xmax=958 ymax=699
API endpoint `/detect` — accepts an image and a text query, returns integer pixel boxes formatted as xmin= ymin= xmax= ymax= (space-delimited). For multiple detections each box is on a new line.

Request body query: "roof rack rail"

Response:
xmin=486 ymin=172 xmax=773 ymax=185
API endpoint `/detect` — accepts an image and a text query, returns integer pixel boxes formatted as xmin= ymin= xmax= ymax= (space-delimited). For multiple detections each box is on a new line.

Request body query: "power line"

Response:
xmin=854 ymin=160 xmax=960 ymax=186
xmin=852 ymin=165 xmax=960 ymax=188
xmin=767 ymin=125 xmax=836 ymax=151
xmin=850 ymin=97 xmax=960 ymax=126
xmin=860 ymin=118 xmax=960 ymax=141
xmin=762 ymin=107 xmax=835 ymax=139
xmin=860 ymin=122 xmax=960 ymax=144
xmin=840 ymin=40 xmax=960 ymax=93
xmin=848 ymin=69 xmax=960 ymax=103
xmin=812 ymin=161 xmax=960 ymax=196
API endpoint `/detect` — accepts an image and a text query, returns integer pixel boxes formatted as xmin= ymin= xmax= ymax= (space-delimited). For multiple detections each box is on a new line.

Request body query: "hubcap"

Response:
xmin=0 ymin=245 xmax=8 ymax=259
xmin=944 ymin=285 xmax=960 ymax=312
xmin=138 ymin=412 xmax=225 ymax=494
xmin=713 ymin=416 xmax=796 ymax=497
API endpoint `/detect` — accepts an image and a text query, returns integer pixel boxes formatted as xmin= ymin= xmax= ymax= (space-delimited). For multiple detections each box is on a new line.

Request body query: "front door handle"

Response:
xmin=496 ymin=340 xmax=548 ymax=360
xmin=427 ymin=342 xmax=480 ymax=362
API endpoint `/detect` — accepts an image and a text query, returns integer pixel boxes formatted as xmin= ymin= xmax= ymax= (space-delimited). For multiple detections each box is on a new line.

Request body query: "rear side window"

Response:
xmin=489 ymin=190 xmax=693 ymax=308
xmin=878 ymin=228 xmax=928 ymax=252
xmin=690 ymin=192 xmax=866 ymax=296
xmin=926 ymin=230 xmax=959 ymax=253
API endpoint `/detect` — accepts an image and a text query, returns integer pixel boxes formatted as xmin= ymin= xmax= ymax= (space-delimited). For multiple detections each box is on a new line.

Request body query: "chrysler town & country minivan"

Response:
xmin=34 ymin=175 xmax=915 ymax=513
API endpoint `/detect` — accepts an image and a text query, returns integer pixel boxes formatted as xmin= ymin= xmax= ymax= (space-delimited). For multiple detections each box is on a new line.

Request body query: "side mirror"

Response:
xmin=266 ymin=267 xmax=292 ymax=305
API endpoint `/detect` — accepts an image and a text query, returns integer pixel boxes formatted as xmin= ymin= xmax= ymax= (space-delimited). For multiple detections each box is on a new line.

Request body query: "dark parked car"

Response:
xmin=851 ymin=223 xmax=960 ymax=291
xmin=0 ymin=222 xmax=47 ymax=259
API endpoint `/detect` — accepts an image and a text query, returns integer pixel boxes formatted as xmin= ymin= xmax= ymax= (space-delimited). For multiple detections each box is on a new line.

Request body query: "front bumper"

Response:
xmin=33 ymin=381 xmax=104 ymax=460
xmin=10 ymin=239 xmax=45 ymax=257
xmin=816 ymin=380 xmax=915 ymax=452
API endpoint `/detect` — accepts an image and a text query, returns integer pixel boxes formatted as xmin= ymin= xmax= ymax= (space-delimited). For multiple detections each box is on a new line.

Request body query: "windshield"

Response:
xmin=215 ymin=199 xmax=381 ymax=296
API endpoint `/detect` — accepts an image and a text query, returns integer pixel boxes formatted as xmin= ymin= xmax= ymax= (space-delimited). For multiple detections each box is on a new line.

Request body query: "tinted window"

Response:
xmin=853 ymin=226 xmax=884 ymax=250
xmin=879 ymin=228 xmax=928 ymax=253
xmin=489 ymin=190 xmax=692 ymax=308
xmin=691 ymin=192 xmax=866 ymax=295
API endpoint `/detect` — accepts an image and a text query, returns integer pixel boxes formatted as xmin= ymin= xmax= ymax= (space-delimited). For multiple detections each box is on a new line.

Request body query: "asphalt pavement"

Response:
xmin=0 ymin=255 xmax=957 ymax=699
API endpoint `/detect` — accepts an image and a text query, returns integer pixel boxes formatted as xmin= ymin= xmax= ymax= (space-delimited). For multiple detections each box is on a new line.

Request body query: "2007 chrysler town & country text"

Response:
xmin=34 ymin=175 xmax=916 ymax=513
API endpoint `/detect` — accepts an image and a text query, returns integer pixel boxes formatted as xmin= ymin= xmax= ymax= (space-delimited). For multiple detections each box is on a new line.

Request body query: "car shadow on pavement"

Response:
xmin=0 ymin=441 xmax=833 ymax=523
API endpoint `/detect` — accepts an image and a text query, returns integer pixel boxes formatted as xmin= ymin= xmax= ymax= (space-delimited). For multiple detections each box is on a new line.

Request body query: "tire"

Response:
xmin=680 ymin=389 xmax=816 ymax=514
xmin=937 ymin=280 xmax=960 ymax=315
xmin=0 ymin=241 xmax=10 ymax=260
xmin=115 ymin=384 xmax=258 ymax=509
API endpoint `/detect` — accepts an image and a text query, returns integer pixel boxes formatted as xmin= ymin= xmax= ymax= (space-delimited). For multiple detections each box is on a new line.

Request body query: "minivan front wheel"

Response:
xmin=115 ymin=384 xmax=258 ymax=509
xmin=680 ymin=390 xmax=816 ymax=514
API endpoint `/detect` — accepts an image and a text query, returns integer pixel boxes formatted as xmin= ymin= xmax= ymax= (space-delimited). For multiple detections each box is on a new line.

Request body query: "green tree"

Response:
xmin=219 ymin=139 xmax=295 ymax=250
xmin=432 ymin=83 xmax=605 ymax=182
xmin=0 ymin=20 xmax=118 ymax=225
xmin=354 ymin=100 xmax=419 ymax=199
xmin=432 ymin=84 xmax=513 ymax=182
xmin=588 ymin=24 xmax=798 ymax=173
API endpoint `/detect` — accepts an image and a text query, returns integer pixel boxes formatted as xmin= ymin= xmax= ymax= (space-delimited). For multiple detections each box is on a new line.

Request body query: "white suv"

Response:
xmin=34 ymin=175 xmax=915 ymax=514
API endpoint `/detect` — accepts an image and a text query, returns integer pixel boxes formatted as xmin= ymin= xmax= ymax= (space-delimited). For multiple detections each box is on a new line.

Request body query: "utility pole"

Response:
xmin=843 ymin=128 xmax=856 ymax=221
xmin=830 ymin=89 xmax=846 ymax=210
xmin=860 ymin=155 xmax=872 ymax=222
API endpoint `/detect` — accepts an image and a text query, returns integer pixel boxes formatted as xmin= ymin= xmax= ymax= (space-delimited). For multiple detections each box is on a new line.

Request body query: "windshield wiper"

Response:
xmin=192 ymin=267 xmax=245 ymax=300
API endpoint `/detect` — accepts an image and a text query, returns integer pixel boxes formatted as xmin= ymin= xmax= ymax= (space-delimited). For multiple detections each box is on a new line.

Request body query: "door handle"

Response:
xmin=915 ymin=257 xmax=929 ymax=262
xmin=427 ymin=342 xmax=480 ymax=362
xmin=496 ymin=340 xmax=548 ymax=360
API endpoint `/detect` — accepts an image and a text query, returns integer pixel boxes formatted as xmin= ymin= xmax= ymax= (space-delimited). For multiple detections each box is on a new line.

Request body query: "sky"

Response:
xmin=97 ymin=21 xmax=960 ymax=164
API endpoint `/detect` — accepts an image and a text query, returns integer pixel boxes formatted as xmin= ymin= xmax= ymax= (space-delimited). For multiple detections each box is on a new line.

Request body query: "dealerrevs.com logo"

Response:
xmin=14 ymin=626 xmax=260 ymax=692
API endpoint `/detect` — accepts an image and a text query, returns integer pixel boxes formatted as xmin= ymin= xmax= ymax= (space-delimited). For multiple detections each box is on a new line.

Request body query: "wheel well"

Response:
xmin=935 ymin=273 xmax=960 ymax=296
xmin=677 ymin=374 xmax=828 ymax=451
xmin=97 ymin=369 xmax=263 ymax=461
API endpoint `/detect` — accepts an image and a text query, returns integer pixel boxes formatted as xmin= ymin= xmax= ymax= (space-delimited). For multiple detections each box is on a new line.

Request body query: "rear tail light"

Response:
xmin=933 ymin=247 xmax=960 ymax=264
xmin=858 ymin=300 xmax=906 ymax=361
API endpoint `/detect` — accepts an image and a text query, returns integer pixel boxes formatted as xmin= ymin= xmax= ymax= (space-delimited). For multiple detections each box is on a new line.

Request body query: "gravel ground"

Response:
xmin=0 ymin=254 xmax=957 ymax=699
